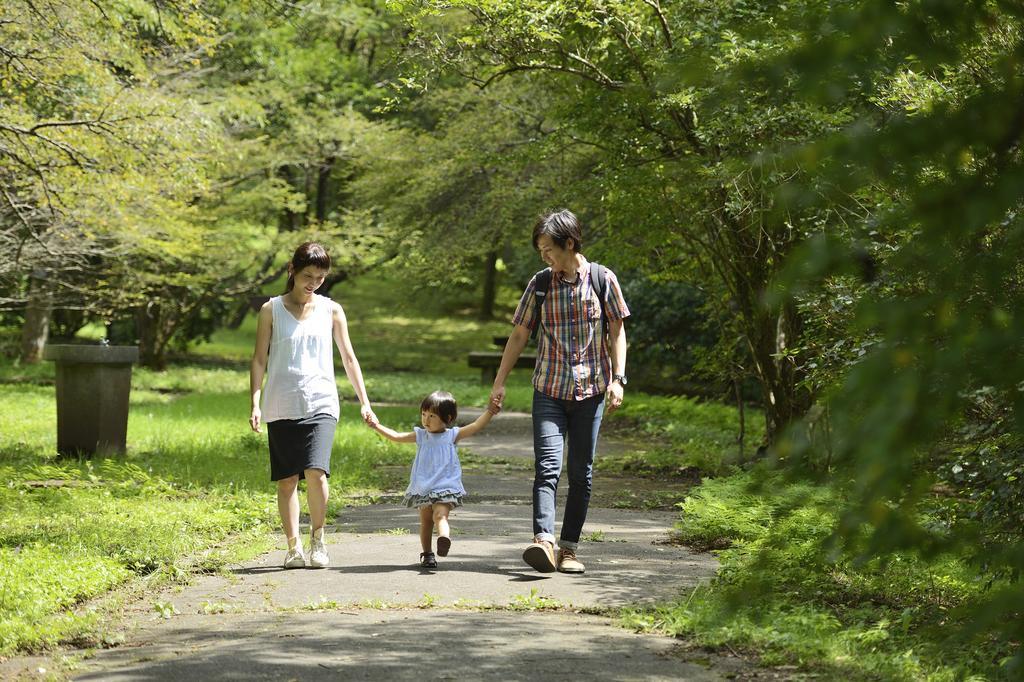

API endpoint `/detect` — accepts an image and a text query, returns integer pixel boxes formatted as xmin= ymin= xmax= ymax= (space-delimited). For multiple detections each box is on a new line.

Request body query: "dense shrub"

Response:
xmin=618 ymin=274 xmax=718 ymax=395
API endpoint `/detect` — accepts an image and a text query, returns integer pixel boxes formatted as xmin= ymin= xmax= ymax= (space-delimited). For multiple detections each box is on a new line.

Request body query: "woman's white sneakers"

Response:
xmin=282 ymin=529 xmax=328 ymax=569
xmin=308 ymin=527 xmax=330 ymax=568
xmin=283 ymin=537 xmax=306 ymax=569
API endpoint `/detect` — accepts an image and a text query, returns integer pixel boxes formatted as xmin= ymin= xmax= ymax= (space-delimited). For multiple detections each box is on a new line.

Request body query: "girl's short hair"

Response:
xmin=421 ymin=390 xmax=457 ymax=425
xmin=532 ymin=209 xmax=583 ymax=253
xmin=285 ymin=242 xmax=331 ymax=293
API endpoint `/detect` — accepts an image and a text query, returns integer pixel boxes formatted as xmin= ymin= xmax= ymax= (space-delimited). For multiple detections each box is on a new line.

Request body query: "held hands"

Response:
xmin=488 ymin=385 xmax=505 ymax=414
xmin=360 ymin=403 xmax=379 ymax=428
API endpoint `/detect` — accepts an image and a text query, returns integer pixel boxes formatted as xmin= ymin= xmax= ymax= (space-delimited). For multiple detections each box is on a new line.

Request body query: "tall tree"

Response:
xmin=0 ymin=0 xmax=233 ymax=362
xmin=350 ymin=75 xmax=592 ymax=308
xmin=759 ymin=1 xmax=1024 ymax=661
xmin=204 ymin=0 xmax=406 ymax=297
xmin=394 ymin=0 xmax=861 ymax=439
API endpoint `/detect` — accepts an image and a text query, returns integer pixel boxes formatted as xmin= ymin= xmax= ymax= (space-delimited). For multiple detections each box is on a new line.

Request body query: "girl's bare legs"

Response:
xmin=277 ymin=475 xmax=301 ymax=541
xmin=304 ymin=468 xmax=329 ymax=533
xmin=433 ymin=503 xmax=452 ymax=540
xmin=419 ymin=506 xmax=434 ymax=553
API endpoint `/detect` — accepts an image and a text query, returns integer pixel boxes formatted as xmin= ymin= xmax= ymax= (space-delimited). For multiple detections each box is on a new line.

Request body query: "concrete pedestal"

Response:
xmin=43 ymin=344 xmax=139 ymax=456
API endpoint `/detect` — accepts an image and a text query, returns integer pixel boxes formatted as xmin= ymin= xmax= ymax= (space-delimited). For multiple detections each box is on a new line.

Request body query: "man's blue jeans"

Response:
xmin=532 ymin=390 xmax=605 ymax=551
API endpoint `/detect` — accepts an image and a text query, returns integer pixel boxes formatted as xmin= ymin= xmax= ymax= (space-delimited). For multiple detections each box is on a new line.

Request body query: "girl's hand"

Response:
xmin=249 ymin=407 xmax=262 ymax=434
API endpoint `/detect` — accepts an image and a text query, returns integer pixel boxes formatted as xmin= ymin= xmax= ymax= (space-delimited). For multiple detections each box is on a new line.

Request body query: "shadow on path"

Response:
xmin=73 ymin=611 xmax=741 ymax=682
xmin=0 ymin=403 xmax=772 ymax=681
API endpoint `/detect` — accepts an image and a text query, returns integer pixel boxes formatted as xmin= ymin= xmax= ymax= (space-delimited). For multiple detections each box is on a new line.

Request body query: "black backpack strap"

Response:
xmin=530 ymin=268 xmax=552 ymax=341
xmin=590 ymin=261 xmax=609 ymax=334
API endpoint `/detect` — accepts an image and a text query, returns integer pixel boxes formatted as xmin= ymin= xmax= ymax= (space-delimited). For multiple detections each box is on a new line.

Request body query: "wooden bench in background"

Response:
xmin=468 ymin=336 xmax=536 ymax=384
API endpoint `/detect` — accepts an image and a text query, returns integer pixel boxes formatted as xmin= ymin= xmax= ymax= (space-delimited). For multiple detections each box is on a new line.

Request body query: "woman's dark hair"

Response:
xmin=421 ymin=390 xmax=457 ymax=426
xmin=285 ymin=242 xmax=331 ymax=293
xmin=532 ymin=209 xmax=583 ymax=253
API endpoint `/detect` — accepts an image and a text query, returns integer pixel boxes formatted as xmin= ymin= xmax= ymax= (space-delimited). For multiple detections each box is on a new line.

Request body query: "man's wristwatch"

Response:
xmin=613 ymin=374 xmax=628 ymax=386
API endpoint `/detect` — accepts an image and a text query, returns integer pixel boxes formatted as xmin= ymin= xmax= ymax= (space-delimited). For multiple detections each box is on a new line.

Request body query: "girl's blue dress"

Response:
xmin=402 ymin=426 xmax=466 ymax=508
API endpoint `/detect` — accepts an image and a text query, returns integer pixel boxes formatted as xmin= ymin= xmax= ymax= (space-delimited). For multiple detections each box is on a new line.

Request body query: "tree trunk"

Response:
xmin=135 ymin=303 xmax=167 ymax=370
xmin=20 ymin=269 xmax=52 ymax=363
xmin=50 ymin=308 xmax=87 ymax=341
xmin=709 ymin=194 xmax=810 ymax=445
xmin=734 ymin=375 xmax=746 ymax=463
xmin=304 ymin=166 xmax=314 ymax=225
xmin=480 ymin=250 xmax=498 ymax=320
xmin=744 ymin=301 xmax=810 ymax=443
xmin=315 ymin=157 xmax=335 ymax=222
xmin=317 ymin=270 xmax=348 ymax=298
xmin=226 ymin=298 xmax=252 ymax=330
xmin=278 ymin=166 xmax=301 ymax=232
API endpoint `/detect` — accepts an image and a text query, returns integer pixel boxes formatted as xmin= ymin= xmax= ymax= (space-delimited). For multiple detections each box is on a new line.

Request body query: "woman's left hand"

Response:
xmin=605 ymin=381 xmax=624 ymax=413
xmin=360 ymin=403 xmax=378 ymax=426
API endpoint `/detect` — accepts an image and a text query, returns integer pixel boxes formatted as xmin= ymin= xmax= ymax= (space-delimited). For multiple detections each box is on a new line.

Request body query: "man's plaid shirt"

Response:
xmin=512 ymin=259 xmax=630 ymax=401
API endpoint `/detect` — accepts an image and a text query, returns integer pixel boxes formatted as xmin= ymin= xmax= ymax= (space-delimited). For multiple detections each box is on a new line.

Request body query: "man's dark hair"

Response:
xmin=421 ymin=390 xmax=458 ymax=425
xmin=532 ymin=209 xmax=583 ymax=253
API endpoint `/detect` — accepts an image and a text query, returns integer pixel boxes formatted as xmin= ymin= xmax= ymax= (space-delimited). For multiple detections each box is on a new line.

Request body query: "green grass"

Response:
xmin=601 ymin=393 xmax=765 ymax=476
xmin=0 ymin=372 xmax=418 ymax=655
xmin=0 ymin=270 xmax=537 ymax=656
xmin=621 ymin=470 xmax=1016 ymax=681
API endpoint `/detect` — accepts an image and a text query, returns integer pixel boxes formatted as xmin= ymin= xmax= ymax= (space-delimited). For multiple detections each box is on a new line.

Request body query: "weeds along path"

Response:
xmin=14 ymin=408 xmax=759 ymax=681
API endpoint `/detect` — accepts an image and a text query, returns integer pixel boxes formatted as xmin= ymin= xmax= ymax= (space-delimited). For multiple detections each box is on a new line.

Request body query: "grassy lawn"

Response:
xmin=0 ymin=374 xmax=427 ymax=655
xmin=600 ymin=393 xmax=765 ymax=476
xmin=0 ymin=269 xmax=535 ymax=656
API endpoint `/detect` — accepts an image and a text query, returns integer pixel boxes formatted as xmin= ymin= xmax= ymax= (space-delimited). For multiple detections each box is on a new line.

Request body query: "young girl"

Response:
xmin=368 ymin=391 xmax=498 ymax=568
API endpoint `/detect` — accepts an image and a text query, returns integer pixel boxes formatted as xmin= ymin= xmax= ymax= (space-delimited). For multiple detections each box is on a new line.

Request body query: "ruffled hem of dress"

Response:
xmin=403 ymin=491 xmax=465 ymax=508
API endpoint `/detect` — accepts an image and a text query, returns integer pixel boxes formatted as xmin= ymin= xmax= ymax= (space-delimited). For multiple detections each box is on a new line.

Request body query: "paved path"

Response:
xmin=5 ymin=409 xmax=766 ymax=680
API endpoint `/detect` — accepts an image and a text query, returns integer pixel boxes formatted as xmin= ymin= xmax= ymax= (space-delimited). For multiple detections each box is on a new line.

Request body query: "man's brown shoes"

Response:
xmin=556 ymin=548 xmax=585 ymax=574
xmin=522 ymin=539 xmax=557 ymax=573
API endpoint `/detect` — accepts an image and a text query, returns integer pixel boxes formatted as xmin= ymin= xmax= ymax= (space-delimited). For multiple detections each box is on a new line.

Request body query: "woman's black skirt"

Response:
xmin=267 ymin=413 xmax=337 ymax=481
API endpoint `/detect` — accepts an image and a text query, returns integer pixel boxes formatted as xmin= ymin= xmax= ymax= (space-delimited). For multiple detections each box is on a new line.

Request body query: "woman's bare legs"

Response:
xmin=277 ymin=475 xmax=301 ymax=541
xmin=304 ymin=468 xmax=329 ymax=533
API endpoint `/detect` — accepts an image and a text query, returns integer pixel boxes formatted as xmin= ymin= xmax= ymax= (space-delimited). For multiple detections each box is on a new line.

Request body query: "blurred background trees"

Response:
xmin=1 ymin=0 xmax=1021 ymax=667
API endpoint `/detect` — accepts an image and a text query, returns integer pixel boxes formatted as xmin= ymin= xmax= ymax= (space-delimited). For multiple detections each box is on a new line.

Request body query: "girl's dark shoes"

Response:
xmin=419 ymin=552 xmax=437 ymax=569
xmin=437 ymin=535 xmax=452 ymax=557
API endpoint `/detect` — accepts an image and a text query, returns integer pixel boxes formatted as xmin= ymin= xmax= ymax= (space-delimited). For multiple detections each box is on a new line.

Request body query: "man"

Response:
xmin=489 ymin=209 xmax=630 ymax=574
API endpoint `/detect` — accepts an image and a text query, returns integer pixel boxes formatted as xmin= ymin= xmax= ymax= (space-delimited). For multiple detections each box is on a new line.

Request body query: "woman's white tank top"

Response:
xmin=261 ymin=294 xmax=340 ymax=422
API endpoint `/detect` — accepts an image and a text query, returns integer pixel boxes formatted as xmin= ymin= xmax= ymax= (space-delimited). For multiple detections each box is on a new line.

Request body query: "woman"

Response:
xmin=249 ymin=242 xmax=376 ymax=568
